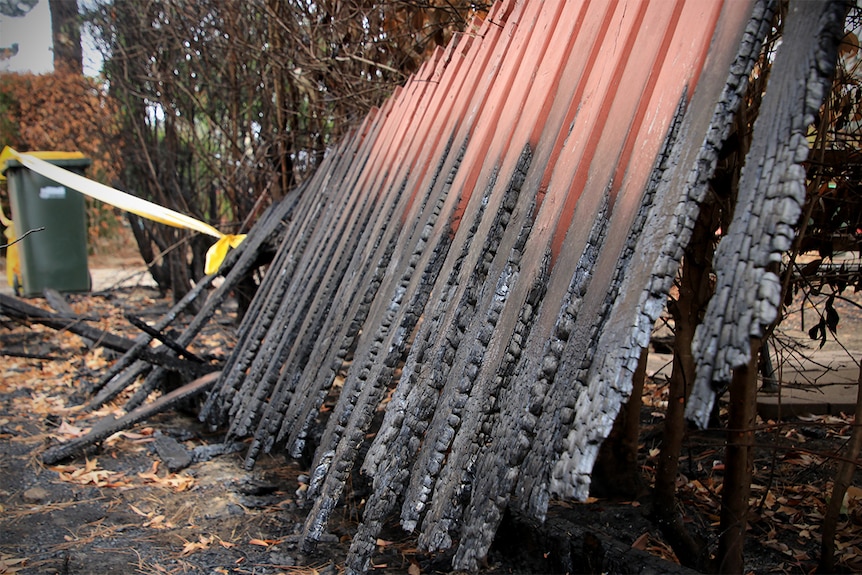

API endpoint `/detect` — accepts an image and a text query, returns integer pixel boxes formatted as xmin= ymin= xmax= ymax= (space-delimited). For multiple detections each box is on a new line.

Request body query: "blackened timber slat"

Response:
xmin=402 ymin=0 xmax=636 ymax=540
xmin=358 ymin=0 xmax=591 ymax=506
xmin=497 ymin=0 xmax=689 ymax=519
xmin=0 ymin=293 xmax=162 ymax=366
xmin=230 ymin=158 xmax=382 ymax=438
xmin=245 ymin=41 xmax=466 ymax=460
xmin=87 ymin=269 xmax=219 ymax=401
xmin=87 ymin=360 xmax=151 ymax=411
xmin=425 ymin=4 xmax=624 ymax=554
xmin=280 ymin=0 xmax=508 ymax=467
xmin=243 ymin=53 xmax=454 ymax=465
xmin=354 ymin=0 xmax=636 ymax=565
xmin=422 ymin=0 xmax=703 ymax=551
xmin=272 ymin=13 xmax=499 ymax=463
xmin=274 ymin=136 xmax=463 ymax=462
xmin=97 ymin=210 xmax=261 ymax=411
xmin=226 ymin=156 xmax=377 ymax=436
xmin=454 ymin=1 xmax=769 ymax=569
xmin=231 ymin=185 xmax=378 ymax=438
xmin=301 ymin=169 xmax=467 ymax=552
xmin=388 ymin=0 xmax=569 ymax=550
xmin=119 ymin=184 xmax=299 ymax=413
xmin=210 ymin=120 xmax=372 ymax=432
xmin=42 ymin=371 xmax=220 ymax=465
xmin=224 ymin=177 xmax=312 ymax=347
xmin=201 ymin=134 xmax=362 ymax=427
xmin=226 ymin=96 xmax=408 ymax=438
xmin=547 ymin=0 xmax=766 ymax=502
xmin=688 ymin=0 xmax=845 ymax=425
xmin=300 ymin=0 xmax=532 ymax=551
xmin=125 ymin=314 xmax=205 ymax=363
xmin=208 ymin=177 xmax=337 ymax=424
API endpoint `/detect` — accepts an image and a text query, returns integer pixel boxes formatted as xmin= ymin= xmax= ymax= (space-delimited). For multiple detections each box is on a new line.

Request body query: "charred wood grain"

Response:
xmin=87 ymin=360 xmax=152 ymax=411
xmin=202 ymin=129 xmax=368 ymax=429
xmin=41 ymin=371 xmax=220 ymax=465
xmin=201 ymin=175 xmax=335 ymax=427
xmin=86 ymin=269 xmax=219 ymax=400
xmin=125 ymin=313 xmax=206 ymax=363
xmin=43 ymin=289 xmax=98 ymax=352
xmin=172 ymin=1 xmax=783 ymax=571
xmin=689 ymin=0 xmax=845 ymax=426
xmin=450 ymin=4 xmax=773 ymax=568
xmin=96 ymin=194 xmax=293 ymax=414
xmin=245 ymin=167 xmax=414 ymax=467
xmin=402 ymin=147 xmax=532 ymax=552
xmin=229 ymin=105 xmax=417 ymax=443
xmin=275 ymin=137 xmax=465 ymax=463
xmin=226 ymin=165 xmax=371 ymax=439
xmin=0 ymin=293 xmax=197 ymax=376
xmin=246 ymin=70 xmax=459 ymax=462
xmin=263 ymin=0 xmax=501 ymax=479
xmin=301 ymin=133 xmax=476 ymax=552
xmin=90 ymin=197 xmax=283 ymax=412
xmin=545 ymin=0 xmax=776 ymax=507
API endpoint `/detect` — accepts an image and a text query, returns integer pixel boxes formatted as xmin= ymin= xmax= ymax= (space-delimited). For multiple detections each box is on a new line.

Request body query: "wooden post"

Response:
xmin=819 ymin=362 xmax=862 ymax=573
xmin=718 ymin=338 xmax=761 ymax=574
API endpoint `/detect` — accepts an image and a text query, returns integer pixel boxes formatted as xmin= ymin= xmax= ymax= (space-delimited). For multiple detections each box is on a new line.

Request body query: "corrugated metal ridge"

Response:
xmin=198 ymin=0 xmax=774 ymax=571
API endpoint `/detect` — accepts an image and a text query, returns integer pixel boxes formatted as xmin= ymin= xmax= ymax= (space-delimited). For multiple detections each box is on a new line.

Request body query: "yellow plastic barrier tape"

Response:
xmin=0 ymin=201 xmax=19 ymax=287
xmin=0 ymin=147 xmax=244 ymax=275
xmin=0 ymin=149 xmax=87 ymax=174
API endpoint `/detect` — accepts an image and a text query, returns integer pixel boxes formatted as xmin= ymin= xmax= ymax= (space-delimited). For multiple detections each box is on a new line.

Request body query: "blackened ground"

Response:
xmin=2 ymin=275 xmax=862 ymax=574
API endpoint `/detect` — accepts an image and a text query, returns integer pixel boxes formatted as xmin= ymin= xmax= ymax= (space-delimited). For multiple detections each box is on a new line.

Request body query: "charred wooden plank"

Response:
xmin=41 ymin=371 xmax=220 ymax=465
xmin=113 ymin=190 xmax=298 ymax=412
xmin=0 ymin=293 xmax=198 ymax=374
xmin=452 ymin=3 xmax=772 ymax=568
xmin=43 ymin=289 xmax=97 ymax=321
xmin=268 ymin=31 xmax=484 ymax=467
xmin=179 ymin=0 xmax=792 ymax=571
xmin=87 ymin=360 xmax=152 ymax=411
xmin=86 ymin=197 xmax=289 ymax=410
xmin=227 ymin=102 xmax=403 ymax=441
xmin=86 ymin=271 xmax=218 ymax=398
xmin=303 ymin=0 xmax=537 ymax=555
xmin=244 ymin=43 xmax=472 ymax=467
xmin=688 ymin=0 xmax=846 ymax=425
xmin=125 ymin=313 xmax=205 ymax=363
xmin=201 ymin=135 xmax=362 ymax=428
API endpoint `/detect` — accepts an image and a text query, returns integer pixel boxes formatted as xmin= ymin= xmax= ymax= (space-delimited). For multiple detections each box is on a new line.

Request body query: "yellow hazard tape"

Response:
xmin=0 ymin=200 xmax=19 ymax=288
xmin=0 ymin=147 xmax=244 ymax=276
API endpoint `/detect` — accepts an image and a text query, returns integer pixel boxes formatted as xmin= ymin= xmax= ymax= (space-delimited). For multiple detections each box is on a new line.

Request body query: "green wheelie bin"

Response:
xmin=2 ymin=154 xmax=92 ymax=296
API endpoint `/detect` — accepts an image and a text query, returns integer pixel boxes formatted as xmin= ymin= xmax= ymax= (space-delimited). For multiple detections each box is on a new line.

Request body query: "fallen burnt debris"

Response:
xmin=1 ymin=195 xmax=295 ymax=455
xmin=12 ymin=0 xmax=851 ymax=573
xmin=0 ymin=291 xmax=212 ymax=378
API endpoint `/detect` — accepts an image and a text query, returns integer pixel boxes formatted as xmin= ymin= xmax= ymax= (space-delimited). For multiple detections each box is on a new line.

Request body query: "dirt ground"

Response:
xmin=1 ymin=251 xmax=862 ymax=574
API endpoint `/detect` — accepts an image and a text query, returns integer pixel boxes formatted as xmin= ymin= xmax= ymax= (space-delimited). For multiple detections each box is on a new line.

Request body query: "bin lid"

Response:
xmin=0 ymin=150 xmax=91 ymax=178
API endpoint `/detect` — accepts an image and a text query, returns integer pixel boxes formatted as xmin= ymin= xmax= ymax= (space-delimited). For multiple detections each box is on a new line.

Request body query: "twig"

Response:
xmin=0 ymin=226 xmax=44 ymax=249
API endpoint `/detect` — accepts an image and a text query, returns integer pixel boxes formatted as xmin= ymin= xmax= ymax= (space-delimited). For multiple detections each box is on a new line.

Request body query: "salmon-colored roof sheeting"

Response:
xmin=195 ymin=0 xmax=825 ymax=570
